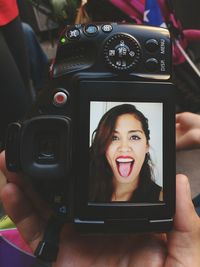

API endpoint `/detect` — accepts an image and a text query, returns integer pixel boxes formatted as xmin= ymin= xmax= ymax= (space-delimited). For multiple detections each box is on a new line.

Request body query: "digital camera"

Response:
xmin=6 ymin=23 xmax=175 ymax=233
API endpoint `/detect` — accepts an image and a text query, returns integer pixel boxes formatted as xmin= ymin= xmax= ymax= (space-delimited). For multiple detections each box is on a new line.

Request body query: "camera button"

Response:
xmin=66 ymin=28 xmax=80 ymax=40
xmin=145 ymin=58 xmax=159 ymax=72
xmin=102 ymin=24 xmax=113 ymax=33
xmin=84 ymin=24 xmax=98 ymax=36
xmin=145 ymin=39 xmax=159 ymax=53
xmin=53 ymin=92 xmax=68 ymax=107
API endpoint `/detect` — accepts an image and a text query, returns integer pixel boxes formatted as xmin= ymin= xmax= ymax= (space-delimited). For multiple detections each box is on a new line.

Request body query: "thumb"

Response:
xmin=174 ymin=174 xmax=199 ymax=232
xmin=0 ymin=182 xmax=45 ymax=251
xmin=166 ymin=175 xmax=200 ymax=266
xmin=175 ymin=113 xmax=182 ymax=124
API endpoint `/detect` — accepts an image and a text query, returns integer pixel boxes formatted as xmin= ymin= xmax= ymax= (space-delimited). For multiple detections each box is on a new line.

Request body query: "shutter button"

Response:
xmin=53 ymin=92 xmax=68 ymax=107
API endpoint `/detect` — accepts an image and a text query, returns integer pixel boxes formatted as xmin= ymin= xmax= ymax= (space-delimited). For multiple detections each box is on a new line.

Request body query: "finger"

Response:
xmin=175 ymin=113 xmax=186 ymax=124
xmin=0 ymin=150 xmax=53 ymax=220
xmin=176 ymin=130 xmax=200 ymax=151
xmin=0 ymin=151 xmax=22 ymax=184
xmin=0 ymin=182 xmax=46 ymax=251
xmin=175 ymin=112 xmax=191 ymax=125
xmin=166 ymin=175 xmax=200 ymax=265
xmin=0 ymin=170 xmax=6 ymax=191
xmin=174 ymin=174 xmax=199 ymax=232
xmin=175 ymin=113 xmax=182 ymax=123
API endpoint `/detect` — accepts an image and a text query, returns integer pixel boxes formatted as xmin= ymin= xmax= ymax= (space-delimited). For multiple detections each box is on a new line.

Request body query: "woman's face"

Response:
xmin=106 ymin=113 xmax=149 ymax=185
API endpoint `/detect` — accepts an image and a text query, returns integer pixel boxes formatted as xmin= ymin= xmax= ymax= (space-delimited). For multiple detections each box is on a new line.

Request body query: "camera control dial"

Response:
xmin=104 ymin=33 xmax=141 ymax=71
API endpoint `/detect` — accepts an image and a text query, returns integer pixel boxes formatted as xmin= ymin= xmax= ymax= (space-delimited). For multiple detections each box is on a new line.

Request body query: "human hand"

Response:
xmin=176 ymin=112 xmax=200 ymax=150
xmin=0 ymin=151 xmax=200 ymax=267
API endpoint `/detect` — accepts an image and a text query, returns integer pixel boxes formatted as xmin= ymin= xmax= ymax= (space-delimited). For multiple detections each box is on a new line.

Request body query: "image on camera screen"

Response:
xmin=89 ymin=101 xmax=163 ymax=204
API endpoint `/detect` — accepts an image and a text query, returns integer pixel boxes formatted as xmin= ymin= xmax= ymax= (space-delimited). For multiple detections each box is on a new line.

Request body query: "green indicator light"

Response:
xmin=60 ymin=37 xmax=66 ymax=44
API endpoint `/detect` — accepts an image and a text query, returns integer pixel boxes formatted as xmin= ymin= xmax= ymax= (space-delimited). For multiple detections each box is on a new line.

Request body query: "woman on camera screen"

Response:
xmin=89 ymin=103 xmax=163 ymax=202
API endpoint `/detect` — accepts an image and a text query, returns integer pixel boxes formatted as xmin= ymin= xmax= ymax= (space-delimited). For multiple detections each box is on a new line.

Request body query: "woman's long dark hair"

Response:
xmin=89 ymin=104 xmax=155 ymax=202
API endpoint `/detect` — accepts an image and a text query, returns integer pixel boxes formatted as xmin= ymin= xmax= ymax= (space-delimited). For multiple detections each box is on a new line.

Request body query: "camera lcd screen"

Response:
xmin=77 ymin=80 xmax=175 ymax=221
xmin=89 ymin=101 xmax=163 ymax=204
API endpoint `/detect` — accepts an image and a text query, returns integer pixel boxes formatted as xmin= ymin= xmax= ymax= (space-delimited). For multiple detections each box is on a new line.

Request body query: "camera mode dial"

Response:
xmin=104 ymin=33 xmax=141 ymax=71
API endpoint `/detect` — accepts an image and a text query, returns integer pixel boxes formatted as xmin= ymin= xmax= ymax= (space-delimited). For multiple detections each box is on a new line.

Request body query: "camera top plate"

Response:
xmin=53 ymin=23 xmax=171 ymax=80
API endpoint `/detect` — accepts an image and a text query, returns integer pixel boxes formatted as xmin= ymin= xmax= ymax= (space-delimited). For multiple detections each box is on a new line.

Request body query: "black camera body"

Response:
xmin=6 ymin=23 xmax=175 ymax=233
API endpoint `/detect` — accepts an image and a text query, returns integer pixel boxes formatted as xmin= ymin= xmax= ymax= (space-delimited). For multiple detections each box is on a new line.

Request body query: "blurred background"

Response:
xmin=17 ymin=0 xmax=200 ymax=60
